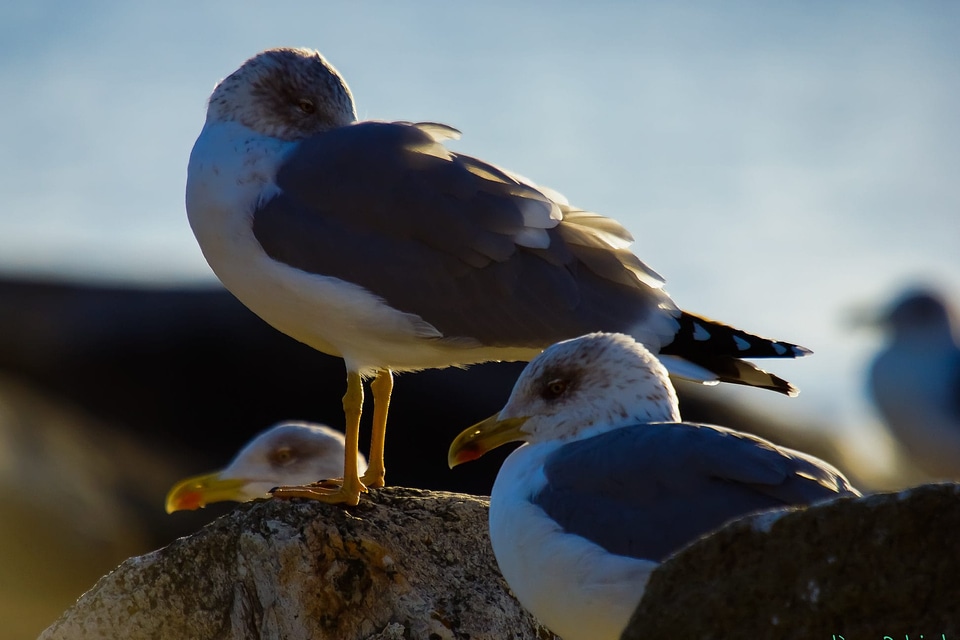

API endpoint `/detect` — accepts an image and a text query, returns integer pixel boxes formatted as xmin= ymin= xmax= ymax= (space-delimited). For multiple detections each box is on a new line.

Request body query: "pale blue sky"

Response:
xmin=2 ymin=1 xmax=959 ymax=465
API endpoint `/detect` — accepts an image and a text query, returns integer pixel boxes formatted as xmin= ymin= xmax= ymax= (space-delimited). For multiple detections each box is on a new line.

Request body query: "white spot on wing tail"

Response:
xmin=692 ymin=322 xmax=710 ymax=341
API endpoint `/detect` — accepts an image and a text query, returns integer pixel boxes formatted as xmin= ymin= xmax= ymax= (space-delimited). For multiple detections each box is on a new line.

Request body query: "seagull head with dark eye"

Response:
xmin=268 ymin=445 xmax=296 ymax=468
xmin=542 ymin=377 xmax=570 ymax=401
xmin=537 ymin=368 xmax=580 ymax=403
xmin=211 ymin=47 xmax=357 ymax=140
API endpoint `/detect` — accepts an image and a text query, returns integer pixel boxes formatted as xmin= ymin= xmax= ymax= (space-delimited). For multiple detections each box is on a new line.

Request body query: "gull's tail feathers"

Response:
xmin=659 ymin=310 xmax=811 ymax=397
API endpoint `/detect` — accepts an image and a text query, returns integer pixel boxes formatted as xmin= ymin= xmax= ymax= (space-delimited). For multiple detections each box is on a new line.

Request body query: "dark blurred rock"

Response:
xmin=39 ymin=488 xmax=558 ymax=640
xmin=0 ymin=374 xmax=193 ymax=639
xmin=622 ymin=483 xmax=960 ymax=639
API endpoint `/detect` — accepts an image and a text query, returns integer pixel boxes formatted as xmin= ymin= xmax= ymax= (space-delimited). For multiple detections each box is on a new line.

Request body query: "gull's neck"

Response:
xmin=186 ymin=119 xmax=293 ymax=245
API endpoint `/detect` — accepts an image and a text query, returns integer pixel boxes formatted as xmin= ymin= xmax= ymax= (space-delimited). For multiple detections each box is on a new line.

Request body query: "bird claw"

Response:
xmin=360 ymin=470 xmax=385 ymax=489
xmin=314 ymin=477 xmax=346 ymax=490
xmin=270 ymin=478 xmax=367 ymax=506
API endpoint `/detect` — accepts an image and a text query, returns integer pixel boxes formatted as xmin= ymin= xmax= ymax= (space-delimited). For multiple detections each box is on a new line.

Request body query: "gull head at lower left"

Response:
xmin=165 ymin=421 xmax=366 ymax=513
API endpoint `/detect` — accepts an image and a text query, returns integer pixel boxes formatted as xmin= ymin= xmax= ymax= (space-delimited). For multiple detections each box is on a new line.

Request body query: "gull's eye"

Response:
xmin=269 ymin=446 xmax=294 ymax=466
xmin=297 ymin=98 xmax=316 ymax=114
xmin=542 ymin=378 xmax=569 ymax=400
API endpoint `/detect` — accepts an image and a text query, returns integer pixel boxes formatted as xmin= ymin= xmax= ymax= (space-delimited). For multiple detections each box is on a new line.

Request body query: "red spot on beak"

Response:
xmin=176 ymin=491 xmax=204 ymax=511
xmin=452 ymin=443 xmax=484 ymax=466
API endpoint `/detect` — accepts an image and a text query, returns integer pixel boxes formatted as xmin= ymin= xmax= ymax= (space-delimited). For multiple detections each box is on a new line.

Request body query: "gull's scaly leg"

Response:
xmin=361 ymin=369 xmax=392 ymax=488
xmin=271 ymin=371 xmax=366 ymax=506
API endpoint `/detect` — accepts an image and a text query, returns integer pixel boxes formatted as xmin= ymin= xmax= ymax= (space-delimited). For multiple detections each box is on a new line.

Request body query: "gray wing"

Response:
xmin=532 ymin=422 xmax=859 ymax=562
xmin=252 ymin=121 xmax=669 ymax=349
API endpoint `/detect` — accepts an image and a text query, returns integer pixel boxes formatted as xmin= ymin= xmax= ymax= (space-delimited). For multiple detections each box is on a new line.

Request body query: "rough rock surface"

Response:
xmin=623 ymin=483 xmax=960 ymax=640
xmin=40 ymin=488 xmax=558 ymax=640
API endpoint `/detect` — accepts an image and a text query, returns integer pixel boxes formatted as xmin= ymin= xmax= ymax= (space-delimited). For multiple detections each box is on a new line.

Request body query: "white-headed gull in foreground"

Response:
xmin=449 ymin=333 xmax=857 ymax=640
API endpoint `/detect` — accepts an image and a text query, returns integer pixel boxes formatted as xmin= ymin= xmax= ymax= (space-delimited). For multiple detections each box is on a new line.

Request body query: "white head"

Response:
xmin=503 ymin=332 xmax=680 ymax=442
xmin=206 ymin=47 xmax=357 ymax=140
xmin=166 ymin=421 xmax=367 ymax=512
xmin=449 ymin=333 xmax=681 ymax=465
xmin=220 ymin=421 xmax=365 ymax=490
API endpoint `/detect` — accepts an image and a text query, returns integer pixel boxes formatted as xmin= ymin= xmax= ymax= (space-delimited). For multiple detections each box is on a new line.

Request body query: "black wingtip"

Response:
xmin=664 ymin=311 xmax=811 ymax=361
xmin=661 ymin=312 xmax=806 ymax=396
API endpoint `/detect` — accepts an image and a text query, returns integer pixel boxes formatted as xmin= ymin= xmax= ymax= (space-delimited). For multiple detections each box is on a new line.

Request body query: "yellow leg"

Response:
xmin=361 ymin=369 xmax=392 ymax=488
xmin=271 ymin=371 xmax=366 ymax=506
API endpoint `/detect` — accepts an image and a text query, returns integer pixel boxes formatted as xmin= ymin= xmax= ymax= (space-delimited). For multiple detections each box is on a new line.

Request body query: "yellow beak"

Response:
xmin=164 ymin=471 xmax=250 ymax=514
xmin=448 ymin=413 xmax=530 ymax=468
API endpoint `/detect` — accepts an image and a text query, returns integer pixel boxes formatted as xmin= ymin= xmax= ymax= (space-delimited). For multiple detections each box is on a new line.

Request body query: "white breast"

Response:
xmin=489 ymin=443 xmax=657 ymax=640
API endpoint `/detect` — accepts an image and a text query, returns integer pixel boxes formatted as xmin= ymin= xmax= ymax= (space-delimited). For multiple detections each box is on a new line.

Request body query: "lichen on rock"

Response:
xmin=40 ymin=487 xmax=558 ymax=640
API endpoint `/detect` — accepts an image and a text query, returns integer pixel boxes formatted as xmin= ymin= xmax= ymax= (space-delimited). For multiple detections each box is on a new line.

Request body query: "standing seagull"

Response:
xmin=867 ymin=288 xmax=960 ymax=479
xmin=186 ymin=47 xmax=809 ymax=505
xmin=448 ymin=333 xmax=857 ymax=640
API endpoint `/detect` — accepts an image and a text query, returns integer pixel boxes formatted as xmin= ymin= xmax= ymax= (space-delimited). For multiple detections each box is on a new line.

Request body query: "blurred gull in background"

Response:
xmin=865 ymin=288 xmax=960 ymax=479
xmin=166 ymin=421 xmax=366 ymax=513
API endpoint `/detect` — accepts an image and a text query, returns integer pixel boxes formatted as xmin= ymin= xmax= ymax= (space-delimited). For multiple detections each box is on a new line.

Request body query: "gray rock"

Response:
xmin=623 ymin=483 xmax=960 ymax=640
xmin=40 ymin=487 xmax=558 ymax=640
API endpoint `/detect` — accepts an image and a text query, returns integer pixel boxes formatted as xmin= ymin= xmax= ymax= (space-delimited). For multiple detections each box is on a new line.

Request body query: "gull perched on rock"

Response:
xmin=449 ymin=333 xmax=857 ymax=640
xmin=186 ymin=47 xmax=809 ymax=505
xmin=165 ymin=421 xmax=366 ymax=513
xmin=866 ymin=288 xmax=960 ymax=479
